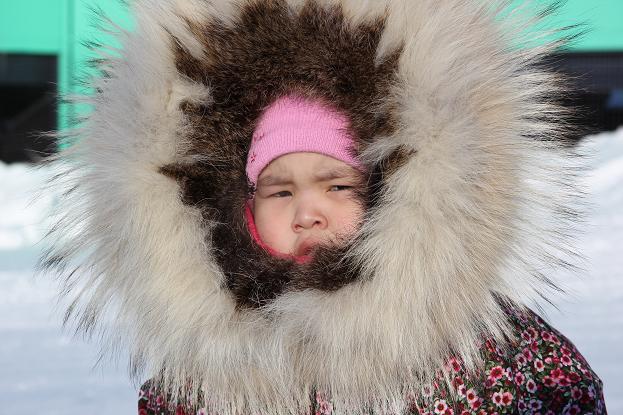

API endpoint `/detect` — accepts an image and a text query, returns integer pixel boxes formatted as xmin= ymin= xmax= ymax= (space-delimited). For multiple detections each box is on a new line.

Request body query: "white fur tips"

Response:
xmin=44 ymin=0 xmax=583 ymax=412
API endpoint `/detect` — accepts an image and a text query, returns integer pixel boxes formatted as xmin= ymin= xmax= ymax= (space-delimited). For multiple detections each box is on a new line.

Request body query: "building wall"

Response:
xmin=0 ymin=1 xmax=64 ymax=54
xmin=0 ymin=0 xmax=621 ymax=142
xmin=563 ymin=0 xmax=623 ymax=51
xmin=0 ymin=0 xmax=131 ymax=132
xmin=1 ymin=1 xmax=621 ymax=92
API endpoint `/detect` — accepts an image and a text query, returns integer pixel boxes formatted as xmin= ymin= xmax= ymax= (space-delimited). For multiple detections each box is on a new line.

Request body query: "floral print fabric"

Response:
xmin=138 ymin=307 xmax=607 ymax=414
xmin=139 ymin=384 xmax=190 ymax=415
xmin=405 ymin=308 xmax=606 ymax=414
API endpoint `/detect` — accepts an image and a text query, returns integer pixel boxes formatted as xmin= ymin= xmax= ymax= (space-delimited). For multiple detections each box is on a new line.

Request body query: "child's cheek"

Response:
xmin=334 ymin=199 xmax=364 ymax=236
xmin=255 ymin=206 xmax=296 ymax=253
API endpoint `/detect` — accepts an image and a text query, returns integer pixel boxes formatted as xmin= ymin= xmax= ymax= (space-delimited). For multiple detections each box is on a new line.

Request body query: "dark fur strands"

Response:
xmin=39 ymin=0 xmax=590 ymax=410
xmin=161 ymin=0 xmax=404 ymax=308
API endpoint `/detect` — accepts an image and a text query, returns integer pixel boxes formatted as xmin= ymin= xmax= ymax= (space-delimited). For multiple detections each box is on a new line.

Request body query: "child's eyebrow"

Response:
xmin=257 ymin=175 xmax=292 ymax=187
xmin=257 ymin=167 xmax=359 ymax=187
xmin=313 ymin=167 xmax=358 ymax=182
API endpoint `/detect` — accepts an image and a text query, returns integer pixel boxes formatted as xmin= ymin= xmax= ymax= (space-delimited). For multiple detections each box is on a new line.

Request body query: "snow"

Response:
xmin=543 ymin=128 xmax=623 ymax=412
xmin=0 ymin=163 xmax=136 ymax=414
xmin=1 ymin=127 xmax=622 ymax=414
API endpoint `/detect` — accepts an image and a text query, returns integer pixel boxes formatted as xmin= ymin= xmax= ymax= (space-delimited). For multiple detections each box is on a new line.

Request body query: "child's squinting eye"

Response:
xmin=329 ymin=185 xmax=353 ymax=192
xmin=271 ymin=190 xmax=292 ymax=198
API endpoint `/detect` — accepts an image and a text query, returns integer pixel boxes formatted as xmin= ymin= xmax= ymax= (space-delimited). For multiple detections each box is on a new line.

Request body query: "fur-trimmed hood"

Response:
xmin=44 ymin=0 xmax=583 ymax=413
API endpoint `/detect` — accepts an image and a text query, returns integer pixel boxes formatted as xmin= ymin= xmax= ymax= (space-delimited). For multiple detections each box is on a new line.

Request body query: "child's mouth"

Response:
xmin=296 ymin=238 xmax=319 ymax=257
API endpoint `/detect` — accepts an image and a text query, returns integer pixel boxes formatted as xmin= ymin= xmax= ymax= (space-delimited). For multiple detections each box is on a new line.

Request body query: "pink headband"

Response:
xmin=245 ymin=94 xmax=361 ymax=186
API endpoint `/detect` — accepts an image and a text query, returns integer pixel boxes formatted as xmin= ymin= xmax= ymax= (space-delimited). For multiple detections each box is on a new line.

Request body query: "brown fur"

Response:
xmin=162 ymin=0 xmax=403 ymax=308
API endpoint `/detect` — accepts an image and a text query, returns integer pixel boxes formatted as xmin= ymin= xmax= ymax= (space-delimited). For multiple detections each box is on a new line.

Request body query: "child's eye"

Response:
xmin=329 ymin=185 xmax=352 ymax=192
xmin=271 ymin=190 xmax=292 ymax=198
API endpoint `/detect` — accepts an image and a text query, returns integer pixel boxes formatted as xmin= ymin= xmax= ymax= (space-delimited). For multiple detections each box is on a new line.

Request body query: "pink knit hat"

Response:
xmin=246 ymin=94 xmax=361 ymax=186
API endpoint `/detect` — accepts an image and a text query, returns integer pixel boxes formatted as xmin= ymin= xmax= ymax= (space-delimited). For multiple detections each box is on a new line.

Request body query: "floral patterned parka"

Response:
xmin=138 ymin=307 xmax=607 ymax=415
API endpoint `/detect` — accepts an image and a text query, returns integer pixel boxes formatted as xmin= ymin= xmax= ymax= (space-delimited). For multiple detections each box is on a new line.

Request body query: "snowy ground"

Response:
xmin=1 ymin=128 xmax=622 ymax=414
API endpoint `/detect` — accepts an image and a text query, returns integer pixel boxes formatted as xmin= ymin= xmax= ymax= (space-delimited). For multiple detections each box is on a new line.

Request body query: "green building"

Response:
xmin=0 ymin=0 xmax=131 ymax=161
xmin=1 ymin=0 xmax=621 ymax=162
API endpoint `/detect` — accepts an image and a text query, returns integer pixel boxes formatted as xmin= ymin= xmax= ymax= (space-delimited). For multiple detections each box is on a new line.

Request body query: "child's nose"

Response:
xmin=292 ymin=204 xmax=328 ymax=232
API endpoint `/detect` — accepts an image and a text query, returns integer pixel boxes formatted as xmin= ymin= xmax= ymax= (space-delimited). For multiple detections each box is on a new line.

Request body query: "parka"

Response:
xmin=138 ymin=307 xmax=605 ymax=414
xmin=42 ymin=0 xmax=607 ymax=413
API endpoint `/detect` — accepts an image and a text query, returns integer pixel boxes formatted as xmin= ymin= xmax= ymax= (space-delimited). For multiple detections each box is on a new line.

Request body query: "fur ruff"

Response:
xmin=42 ymin=0 xmax=585 ymax=413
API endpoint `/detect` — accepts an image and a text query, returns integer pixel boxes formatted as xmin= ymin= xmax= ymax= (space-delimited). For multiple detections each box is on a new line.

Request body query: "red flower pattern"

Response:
xmin=488 ymin=366 xmax=504 ymax=382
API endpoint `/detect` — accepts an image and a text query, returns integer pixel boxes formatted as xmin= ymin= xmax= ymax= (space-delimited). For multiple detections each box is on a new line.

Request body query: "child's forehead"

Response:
xmin=258 ymin=153 xmax=361 ymax=184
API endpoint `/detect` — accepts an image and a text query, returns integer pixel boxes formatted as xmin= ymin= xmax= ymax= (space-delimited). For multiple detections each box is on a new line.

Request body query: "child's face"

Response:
xmin=252 ymin=152 xmax=364 ymax=257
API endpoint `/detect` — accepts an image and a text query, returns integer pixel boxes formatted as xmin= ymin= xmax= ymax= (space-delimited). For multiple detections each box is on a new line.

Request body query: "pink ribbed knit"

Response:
xmin=245 ymin=94 xmax=361 ymax=186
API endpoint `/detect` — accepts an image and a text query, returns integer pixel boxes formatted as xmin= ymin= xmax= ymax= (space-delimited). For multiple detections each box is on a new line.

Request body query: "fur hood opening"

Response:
xmin=42 ymin=0 xmax=584 ymax=413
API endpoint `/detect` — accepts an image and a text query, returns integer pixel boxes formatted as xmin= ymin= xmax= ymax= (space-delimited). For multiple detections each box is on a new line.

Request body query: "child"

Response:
xmin=45 ymin=0 xmax=608 ymax=414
